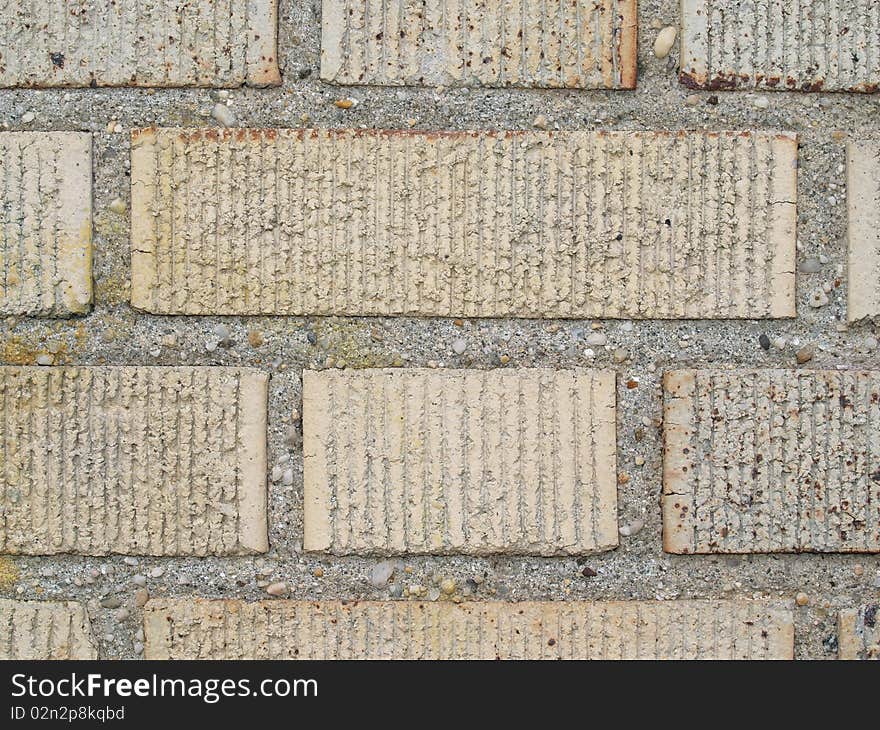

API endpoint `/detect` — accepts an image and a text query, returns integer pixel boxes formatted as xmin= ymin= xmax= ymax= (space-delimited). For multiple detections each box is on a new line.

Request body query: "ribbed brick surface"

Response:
xmin=130 ymin=128 xmax=796 ymax=319
xmin=0 ymin=132 xmax=92 ymax=316
xmin=0 ymin=366 xmax=268 ymax=555
xmin=302 ymin=369 xmax=617 ymax=555
xmin=0 ymin=0 xmax=279 ymax=87
xmin=143 ymin=598 xmax=794 ymax=659
xmin=680 ymin=0 xmax=880 ymax=92
xmin=847 ymin=139 xmax=880 ymax=321
xmin=663 ymin=369 xmax=880 ymax=554
xmin=320 ymin=0 xmax=637 ymax=89
xmin=0 ymin=599 xmax=96 ymax=659
xmin=838 ymin=605 xmax=880 ymax=659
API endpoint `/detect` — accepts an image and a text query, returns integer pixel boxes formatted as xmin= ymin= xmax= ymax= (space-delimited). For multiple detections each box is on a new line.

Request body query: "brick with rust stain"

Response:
xmin=320 ymin=0 xmax=637 ymax=89
xmin=839 ymin=604 xmax=880 ymax=659
xmin=681 ymin=0 xmax=880 ymax=92
xmin=663 ymin=369 xmax=880 ymax=554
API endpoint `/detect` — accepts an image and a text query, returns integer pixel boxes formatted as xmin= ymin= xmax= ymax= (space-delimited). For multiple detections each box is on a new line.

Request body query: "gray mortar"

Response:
xmin=1 ymin=0 xmax=879 ymax=659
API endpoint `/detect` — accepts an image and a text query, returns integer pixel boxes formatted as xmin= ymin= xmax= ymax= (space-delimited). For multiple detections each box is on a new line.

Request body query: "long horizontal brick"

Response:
xmin=143 ymin=599 xmax=794 ymax=659
xmin=130 ymin=128 xmax=797 ymax=319
xmin=663 ymin=369 xmax=880 ymax=554
xmin=0 ymin=599 xmax=96 ymax=659
xmin=0 ymin=0 xmax=279 ymax=87
xmin=320 ymin=0 xmax=637 ymax=89
xmin=1 ymin=132 xmax=92 ymax=316
xmin=847 ymin=139 xmax=880 ymax=322
xmin=303 ymin=368 xmax=617 ymax=555
xmin=839 ymin=605 xmax=879 ymax=659
xmin=680 ymin=0 xmax=880 ymax=92
xmin=0 ymin=366 xmax=268 ymax=556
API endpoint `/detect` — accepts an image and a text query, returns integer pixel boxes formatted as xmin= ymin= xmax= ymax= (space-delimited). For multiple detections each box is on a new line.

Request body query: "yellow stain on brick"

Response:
xmin=0 ymin=558 xmax=19 ymax=591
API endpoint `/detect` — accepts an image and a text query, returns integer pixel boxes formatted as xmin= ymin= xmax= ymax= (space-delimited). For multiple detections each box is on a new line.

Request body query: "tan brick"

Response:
xmin=0 ymin=366 xmax=268 ymax=556
xmin=130 ymin=128 xmax=796 ymax=319
xmin=143 ymin=598 xmax=794 ymax=659
xmin=0 ymin=599 xmax=96 ymax=659
xmin=663 ymin=369 xmax=880 ymax=554
xmin=303 ymin=368 xmax=617 ymax=555
xmin=1 ymin=132 xmax=92 ymax=316
xmin=839 ymin=605 xmax=880 ymax=659
xmin=320 ymin=0 xmax=637 ymax=89
xmin=847 ymin=139 xmax=880 ymax=322
xmin=0 ymin=0 xmax=279 ymax=88
xmin=681 ymin=0 xmax=880 ymax=92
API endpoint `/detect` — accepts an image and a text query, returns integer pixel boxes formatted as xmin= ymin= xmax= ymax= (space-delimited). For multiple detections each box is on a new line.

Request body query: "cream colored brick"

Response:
xmin=839 ymin=605 xmax=880 ymax=659
xmin=847 ymin=139 xmax=880 ymax=322
xmin=0 ymin=599 xmax=96 ymax=659
xmin=663 ymin=369 xmax=880 ymax=554
xmin=0 ymin=0 xmax=279 ymax=87
xmin=143 ymin=598 xmax=794 ymax=659
xmin=0 ymin=366 xmax=268 ymax=556
xmin=130 ymin=128 xmax=796 ymax=319
xmin=320 ymin=0 xmax=637 ymax=89
xmin=1 ymin=132 xmax=92 ymax=316
xmin=303 ymin=368 xmax=617 ymax=555
xmin=681 ymin=0 xmax=880 ymax=92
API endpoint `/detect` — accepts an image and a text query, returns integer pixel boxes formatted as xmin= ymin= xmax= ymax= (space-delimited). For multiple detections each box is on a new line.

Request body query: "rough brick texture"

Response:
xmin=663 ymin=369 xmax=880 ymax=554
xmin=0 ymin=366 xmax=268 ymax=556
xmin=320 ymin=0 xmax=637 ymax=89
xmin=0 ymin=132 xmax=92 ymax=316
xmin=838 ymin=605 xmax=880 ymax=659
xmin=0 ymin=599 xmax=96 ymax=659
xmin=302 ymin=368 xmax=617 ymax=555
xmin=847 ymin=138 xmax=880 ymax=321
xmin=130 ymin=128 xmax=796 ymax=319
xmin=143 ymin=598 xmax=794 ymax=659
xmin=0 ymin=0 xmax=280 ymax=88
xmin=680 ymin=0 xmax=880 ymax=92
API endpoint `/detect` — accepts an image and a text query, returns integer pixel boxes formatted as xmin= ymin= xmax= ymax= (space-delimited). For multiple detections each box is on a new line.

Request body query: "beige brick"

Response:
xmin=847 ymin=139 xmax=880 ymax=322
xmin=320 ymin=0 xmax=637 ymax=89
xmin=143 ymin=598 xmax=794 ymax=659
xmin=663 ymin=369 xmax=880 ymax=554
xmin=681 ymin=0 xmax=880 ymax=92
xmin=303 ymin=368 xmax=617 ymax=555
xmin=839 ymin=605 xmax=880 ymax=659
xmin=0 ymin=0 xmax=279 ymax=88
xmin=0 ymin=599 xmax=96 ymax=659
xmin=1 ymin=132 xmax=92 ymax=316
xmin=0 ymin=366 xmax=268 ymax=555
xmin=130 ymin=128 xmax=796 ymax=319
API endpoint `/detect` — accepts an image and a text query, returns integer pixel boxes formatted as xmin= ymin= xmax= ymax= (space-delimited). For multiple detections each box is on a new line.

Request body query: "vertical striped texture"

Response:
xmin=130 ymin=128 xmax=797 ymax=319
xmin=0 ymin=599 xmax=96 ymax=659
xmin=303 ymin=369 xmax=617 ymax=556
xmin=663 ymin=369 xmax=880 ymax=554
xmin=143 ymin=599 xmax=794 ymax=659
xmin=838 ymin=605 xmax=880 ymax=659
xmin=0 ymin=0 xmax=279 ymax=87
xmin=681 ymin=0 xmax=880 ymax=91
xmin=847 ymin=139 xmax=880 ymax=321
xmin=320 ymin=0 xmax=637 ymax=88
xmin=0 ymin=366 xmax=268 ymax=556
xmin=1 ymin=132 xmax=92 ymax=316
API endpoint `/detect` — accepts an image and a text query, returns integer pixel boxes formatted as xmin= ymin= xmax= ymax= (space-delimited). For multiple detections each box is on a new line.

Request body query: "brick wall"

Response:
xmin=0 ymin=0 xmax=877 ymax=660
